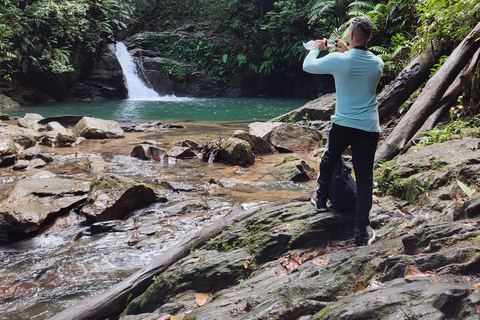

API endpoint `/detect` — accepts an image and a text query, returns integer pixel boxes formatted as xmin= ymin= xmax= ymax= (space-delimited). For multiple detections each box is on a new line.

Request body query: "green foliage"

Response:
xmin=413 ymin=0 xmax=480 ymax=54
xmin=0 ymin=0 xmax=132 ymax=78
xmin=416 ymin=119 xmax=478 ymax=147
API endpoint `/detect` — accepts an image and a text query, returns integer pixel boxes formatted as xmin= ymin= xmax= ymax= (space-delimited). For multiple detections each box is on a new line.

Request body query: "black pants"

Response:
xmin=316 ymin=123 xmax=379 ymax=230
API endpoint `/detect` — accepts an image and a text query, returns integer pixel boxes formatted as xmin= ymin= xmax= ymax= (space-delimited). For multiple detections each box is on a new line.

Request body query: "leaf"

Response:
xmin=404 ymin=265 xmax=429 ymax=278
xmin=311 ymin=257 xmax=330 ymax=266
xmin=273 ymin=224 xmax=292 ymax=233
xmin=181 ymin=257 xmax=201 ymax=266
xmin=395 ymin=208 xmax=411 ymax=216
xmin=280 ymin=253 xmax=302 ymax=273
xmin=475 ymin=282 xmax=480 ymax=288
xmin=195 ymin=293 xmax=211 ymax=307
xmin=457 ymin=180 xmax=474 ymax=197
xmin=353 ymin=281 xmax=368 ymax=293
xmin=156 ymin=315 xmax=171 ymax=320
xmin=171 ymin=317 xmax=179 ymax=320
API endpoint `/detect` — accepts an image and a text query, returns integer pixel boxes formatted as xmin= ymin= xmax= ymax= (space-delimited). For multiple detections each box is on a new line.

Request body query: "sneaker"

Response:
xmin=311 ymin=194 xmax=328 ymax=213
xmin=354 ymin=225 xmax=376 ymax=246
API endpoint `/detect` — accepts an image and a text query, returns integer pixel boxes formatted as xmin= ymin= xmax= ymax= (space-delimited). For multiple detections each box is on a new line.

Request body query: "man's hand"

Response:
xmin=313 ymin=38 xmax=328 ymax=51
xmin=334 ymin=39 xmax=349 ymax=53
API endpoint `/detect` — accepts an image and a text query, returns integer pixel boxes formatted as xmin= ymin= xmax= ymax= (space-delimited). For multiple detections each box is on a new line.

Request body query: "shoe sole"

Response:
xmin=367 ymin=228 xmax=376 ymax=245
xmin=310 ymin=197 xmax=328 ymax=213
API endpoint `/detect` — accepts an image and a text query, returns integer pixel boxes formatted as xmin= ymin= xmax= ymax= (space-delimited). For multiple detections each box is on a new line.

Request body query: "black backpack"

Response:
xmin=328 ymin=156 xmax=357 ymax=213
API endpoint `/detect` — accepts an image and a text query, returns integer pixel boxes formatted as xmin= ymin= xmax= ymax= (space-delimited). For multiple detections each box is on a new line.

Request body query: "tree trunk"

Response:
xmin=405 ymin=48 xmax=480 ymax=148
xmin=375 ymin=22 xmax=480 ymax=163
xmin=377 ymin=41 xmax=445 ymax=124
xmin=48 ymin=203 xmax=265 ymax=320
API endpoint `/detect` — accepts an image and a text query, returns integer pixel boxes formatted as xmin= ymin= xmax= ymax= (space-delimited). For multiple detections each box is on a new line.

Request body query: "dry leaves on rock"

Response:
xmin=275 ymin=253 xmax=302 ymax=275
xmin=404 ymin=265 xmax=436 ymax=281
xmin=302 ymin=249 xmax=328 ymax=263
xmin=273 ymin=223 xmax=292 ymax=233
xmin=311 ymin=257 xmax=330 ymax=266
xmin=195 ymin=293 xmax=212 ymax=307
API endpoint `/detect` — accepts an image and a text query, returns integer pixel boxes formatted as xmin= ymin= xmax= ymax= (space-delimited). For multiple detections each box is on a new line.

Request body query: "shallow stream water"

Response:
xmin=0 ymin=99 xmax=318 ymax=319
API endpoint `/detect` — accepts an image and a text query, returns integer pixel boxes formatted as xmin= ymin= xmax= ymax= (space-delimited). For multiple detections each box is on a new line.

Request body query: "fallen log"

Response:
xmin=48 ymin=203 xmax=265 ymax=320
xmin=405 ymin=48 xmax=480 ymax=148
xmin=377 ymin=41 xmax=445 ymax=124
xmin=375 ymin=21 xmax=480 ymax=162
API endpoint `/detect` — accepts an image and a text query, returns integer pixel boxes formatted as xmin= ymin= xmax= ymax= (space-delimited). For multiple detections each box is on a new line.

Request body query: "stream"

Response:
xmin=0 ymin=116 xmax=317 ymax=320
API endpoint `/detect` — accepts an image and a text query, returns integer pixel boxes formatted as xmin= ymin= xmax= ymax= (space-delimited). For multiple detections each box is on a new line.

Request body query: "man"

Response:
xmin=303 ymin=17 xmax=384 ymax=246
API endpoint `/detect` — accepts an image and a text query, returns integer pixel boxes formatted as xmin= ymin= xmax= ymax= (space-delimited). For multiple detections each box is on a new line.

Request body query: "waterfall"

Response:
xmin=110 ymin=42 xmax=161 ymax=100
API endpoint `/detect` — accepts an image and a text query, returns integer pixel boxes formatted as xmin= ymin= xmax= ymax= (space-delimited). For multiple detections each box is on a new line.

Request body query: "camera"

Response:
xmin=326 ymin=39 xmax=337 ymax=48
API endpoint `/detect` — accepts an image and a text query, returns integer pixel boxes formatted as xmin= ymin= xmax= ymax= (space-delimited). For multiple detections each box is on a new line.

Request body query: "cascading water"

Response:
xmin=110 ymin=42 xmax=161 ymax=100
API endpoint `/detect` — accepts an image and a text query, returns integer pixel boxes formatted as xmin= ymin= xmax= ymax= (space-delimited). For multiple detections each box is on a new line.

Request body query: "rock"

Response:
xmin=12 ymin=160 xmax=29 ymax=170
xmin=271 ymin=155 xmax=317 ymax=182
xmin=19 ymin=143 xmax=42 ymax=160
xmin=271 ymin=93 xmax=336 ymax=122
xmin=65 ymin=49 xmax=127 ymax=100
xmin=433 ymin=289 xmax=470 ymax=318
xmin=0 ymin=94 xmax=20 ymax=108
xmin=80 ymin=173 xmax=167 ymax=222
xmin=0 ymin=139 xmax=18 ymax=167
xmin=233 ymin=130 xmax=275 ymax=155
xmin=375 ymin=136 xmax=480 ymax=214
xmin=0 ymin=113 xmax=11 ymax=120
xmin=0 ymin=178 xmax=90 ymax=242
xmin=166 ymin=146 xmax=197 ymax=159
xmin=268 ymin=123 xmax=323 ymax=152
xmin=181 ymin=139 xmax=199 ymax=150
xmin=56 ymin=132 xmax=78 ymax=146
xmin=38 ymin=116 xmax=89 ymax=128
xmin=130 ymin=144 xmax=166 ymax=161
xmin=248 ymin=121 xmax=282 ymax=139
xmin=77 ymin=154 xmax=109 ymax=173
xmin=162 ymin=199 xmax=209 ymax=216
xmin=0 ymin=124 xmax=40 ymax=149
xmin=72 ymin=117 xmax=125 ymax=139
xmin=46 ymin=121 xmax=67 ymax=133
xmin=218 ymin=137 xmax=255 ymax=166
xmin=18 ymin=113 xmax=44 ymax=130
xmin=157 ymin=181 xmax=196 ymax=192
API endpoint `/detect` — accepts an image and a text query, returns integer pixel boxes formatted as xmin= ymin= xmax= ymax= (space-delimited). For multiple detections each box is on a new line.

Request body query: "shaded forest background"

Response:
xmin=0 ymin=0 xmax=479 ymax=116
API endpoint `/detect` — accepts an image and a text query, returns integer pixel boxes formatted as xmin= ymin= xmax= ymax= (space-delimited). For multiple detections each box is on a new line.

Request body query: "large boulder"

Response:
xmin=0 ymin=139 xmax=18 ymax=167
xmin=72 ymin=117 xmax=125 ymax=139
xmin=271 ymin=155 xmax=317 ymax=182
xmin=0 ymin=178 xmax=90 ymax=242
xmin=0 ymin=93 xmax=20 ymax=108
xmin=0 ymin=123 xmax=41 ymax=148
xmin=233 ymin=130 xmax=275 ymax=155
xmin=267 ymin=123 xmax=324 ymax=152
xmin=218 ymin=137 xmax=255 ymax=166
xmin=18 ymin=113 xmax=44 ymax=131
xmin=271 ymin=93 xmax=336 ymax=122
xmin=248 ymin=121 xmax=282 ymax=139
xmin=80 ymin=173 xmax=167 ymax=222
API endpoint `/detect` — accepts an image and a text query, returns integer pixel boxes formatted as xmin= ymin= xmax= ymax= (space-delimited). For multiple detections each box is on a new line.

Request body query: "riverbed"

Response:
xmin=0 ymin=116 xmax=318 ymax=319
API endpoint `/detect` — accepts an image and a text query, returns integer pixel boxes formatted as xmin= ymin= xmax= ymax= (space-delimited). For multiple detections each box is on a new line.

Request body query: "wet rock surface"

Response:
xmin=0 ymin=111 xmax=479 ymax=320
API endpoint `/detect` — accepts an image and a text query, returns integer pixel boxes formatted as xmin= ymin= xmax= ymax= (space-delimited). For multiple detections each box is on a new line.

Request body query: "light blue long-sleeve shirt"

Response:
xmin=303 ymin=48 xmax=384 ymax=132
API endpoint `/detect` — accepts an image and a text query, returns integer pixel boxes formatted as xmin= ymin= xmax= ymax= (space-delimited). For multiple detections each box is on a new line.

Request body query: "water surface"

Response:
xmin=5 ymin=98 xmax=305 ymax=122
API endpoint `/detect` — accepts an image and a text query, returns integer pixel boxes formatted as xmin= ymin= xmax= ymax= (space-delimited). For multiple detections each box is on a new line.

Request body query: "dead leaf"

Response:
xmin=475 ymin=304 xmax=480 ymax=315
xmin=404 ymin=265 xmax=430 ymax=278
xmin=171 ymin=316 xmax=179 ymax=320
xmin=353 ymin=281 xmax=368 ymax=293
xmin=230 ymin=307 xmax=246 ymax=315
xmin=156 ymin=315 xmax=171 ymax=320
xmin=165 ymin=217 xmax=172 ymax=225
xmin=274 ymin=267 xmax=287 ymax=276
xmin=195 ymin=293 xmax=211 ymax=307
xmin=273 ymin=224 xmax=292 ymax=233
xmin=311 ymin=257 xmax=330 ymax=266
xmin=475 ymin=283 xmax=480 ymax=288
xmin=346 ymin=247 xmax=358 ymax=252
xmin=280 ymin=253 xmax=302 ymax=273
xmin=395 ymin=208 xmax=411 ymax=216
xmin=372 ymin=194 xmax=380 ymax=201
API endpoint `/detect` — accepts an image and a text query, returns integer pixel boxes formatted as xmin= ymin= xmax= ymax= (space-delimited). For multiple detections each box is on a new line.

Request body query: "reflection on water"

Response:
xmin=0 ymin=120 xmax=317 ymax=320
